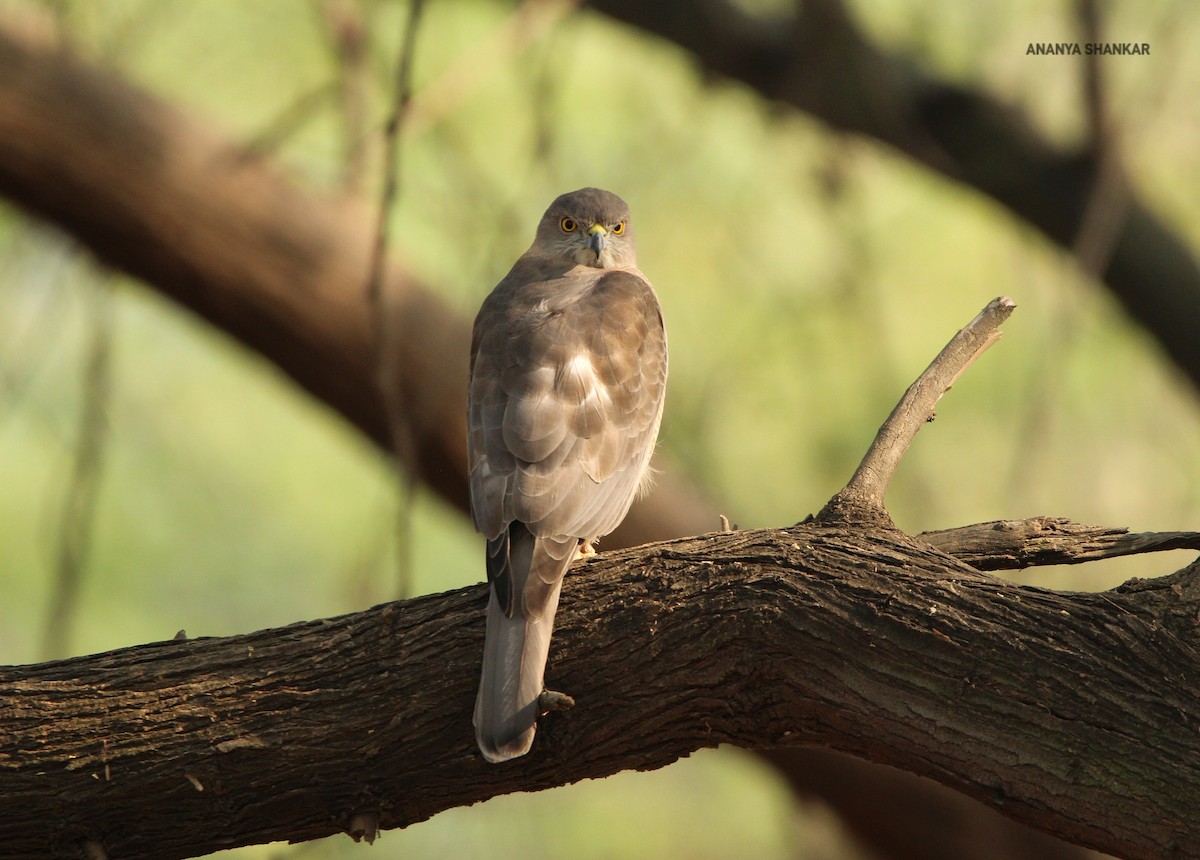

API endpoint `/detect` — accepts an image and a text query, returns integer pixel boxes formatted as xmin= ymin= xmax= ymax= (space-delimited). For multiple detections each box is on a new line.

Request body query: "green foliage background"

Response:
xmin=1 ymin=1 xmax=1198 ymax=857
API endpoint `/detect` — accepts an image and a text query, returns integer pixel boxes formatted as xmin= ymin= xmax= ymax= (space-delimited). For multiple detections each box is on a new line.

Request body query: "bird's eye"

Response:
xmin=612 ymin=221 xmax=625 ymax=235
xmin=560 ymin=217 xmax=577 ymax=233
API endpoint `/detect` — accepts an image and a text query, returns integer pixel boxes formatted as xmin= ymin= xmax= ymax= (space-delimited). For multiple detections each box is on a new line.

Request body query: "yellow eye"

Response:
xmin=560 ymin=217 xmax=577 ymax=233
xmin=611 ymin=221 xmax=625 ymax=235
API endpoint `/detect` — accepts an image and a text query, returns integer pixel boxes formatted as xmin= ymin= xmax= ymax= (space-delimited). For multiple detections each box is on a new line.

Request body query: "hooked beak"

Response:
xmin=587 ymin=223 xmax=608 ymax=261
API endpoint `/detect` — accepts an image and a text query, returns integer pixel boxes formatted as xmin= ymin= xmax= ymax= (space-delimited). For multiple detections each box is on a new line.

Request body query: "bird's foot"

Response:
xmin=575 ymin=539 xmax=597 ymax=560
xmin=538 ymin=689 xmax=576 ymax=714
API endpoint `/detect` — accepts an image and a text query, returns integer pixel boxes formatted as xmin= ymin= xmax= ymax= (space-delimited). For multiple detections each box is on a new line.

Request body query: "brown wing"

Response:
xmin=468 ymin=258 xmax=667 ymax=606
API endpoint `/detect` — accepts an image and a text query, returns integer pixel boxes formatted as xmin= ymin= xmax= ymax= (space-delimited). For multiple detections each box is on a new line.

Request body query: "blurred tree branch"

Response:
xmin=590 ymin=0 xmax=1200 ymax=392
xmin=367 ymin=0 xmax=426 ymax=597
xmin=0 ymin=14 xmax=716 ymax=548
xmin=42 ymin=274 xmax=114 ymax=660
xmin=1 ymin=8 xmax=1192 ymax=860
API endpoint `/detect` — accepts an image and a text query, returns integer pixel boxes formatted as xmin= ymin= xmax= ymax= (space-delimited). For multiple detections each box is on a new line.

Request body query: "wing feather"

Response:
xmin=468 ymin=262 xmax=666 ymax=547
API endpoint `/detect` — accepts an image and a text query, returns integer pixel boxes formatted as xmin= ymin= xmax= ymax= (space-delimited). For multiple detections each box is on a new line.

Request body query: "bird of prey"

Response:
xmin=468 ymin=188 xmax=668 ymax=763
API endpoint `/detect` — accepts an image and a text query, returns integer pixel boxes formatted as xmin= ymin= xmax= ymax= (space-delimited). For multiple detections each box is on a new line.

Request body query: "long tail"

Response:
xmin=474 ymin=526 xmax=573 ymax=763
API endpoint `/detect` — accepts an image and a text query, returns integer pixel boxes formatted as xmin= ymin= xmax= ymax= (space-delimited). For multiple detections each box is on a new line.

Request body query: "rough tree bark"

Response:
xmin=3 ymin=521 xmax=1199 ymax=860
xmin=0 ymin=10 xmax=1193 ymax=860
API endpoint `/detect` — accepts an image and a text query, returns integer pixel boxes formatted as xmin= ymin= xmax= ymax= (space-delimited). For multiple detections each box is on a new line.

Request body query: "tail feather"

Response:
xmin=474 ymin=527 xmax=572 ymax=763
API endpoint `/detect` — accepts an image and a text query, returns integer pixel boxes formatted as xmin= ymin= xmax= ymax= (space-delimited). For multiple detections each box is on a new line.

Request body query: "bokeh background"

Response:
xmin=1 ymin=1 xmax=1198 ymax=857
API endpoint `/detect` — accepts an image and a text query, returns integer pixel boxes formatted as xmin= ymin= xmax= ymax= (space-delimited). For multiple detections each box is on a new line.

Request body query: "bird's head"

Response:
xmin=532 ymin=187 xmax=636 ymax=269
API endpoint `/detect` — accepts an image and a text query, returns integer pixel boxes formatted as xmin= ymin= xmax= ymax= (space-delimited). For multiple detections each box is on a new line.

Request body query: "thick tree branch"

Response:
xmin=2 ymin=525 xmax=1197 ymax=859
xmin=589 ymin=0 xmax=1200 ymax=392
